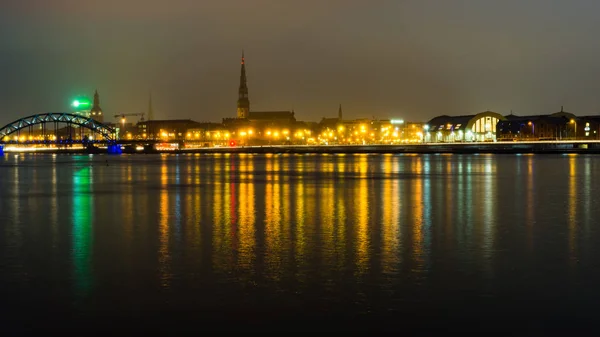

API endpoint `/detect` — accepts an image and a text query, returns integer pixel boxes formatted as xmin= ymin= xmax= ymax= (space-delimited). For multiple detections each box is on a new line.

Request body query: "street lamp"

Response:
xmin=527 ymin=121 xmax=534 ymax=139
xmin=570 ymin=119 xmax=577 ymax=139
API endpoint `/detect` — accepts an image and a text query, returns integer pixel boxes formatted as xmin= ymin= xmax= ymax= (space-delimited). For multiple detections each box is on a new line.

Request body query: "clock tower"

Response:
xmin=90 ymin=89 xmax=103 ymax=122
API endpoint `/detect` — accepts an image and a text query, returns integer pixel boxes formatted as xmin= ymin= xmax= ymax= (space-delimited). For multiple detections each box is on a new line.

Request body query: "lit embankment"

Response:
xmin=3 ymin=141 xmax=600 ymax=154
xmin=178 ymin=141 xmax=600 ymax=154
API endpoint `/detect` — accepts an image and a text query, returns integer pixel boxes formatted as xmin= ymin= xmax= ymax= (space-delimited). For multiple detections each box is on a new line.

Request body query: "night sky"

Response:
xmin=2 ymin=0 xmax=600 ymax=124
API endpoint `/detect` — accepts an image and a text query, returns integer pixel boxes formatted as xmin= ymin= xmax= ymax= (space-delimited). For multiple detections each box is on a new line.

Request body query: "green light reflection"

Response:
xmin=72 ymin=165 xmax=94 ymax=299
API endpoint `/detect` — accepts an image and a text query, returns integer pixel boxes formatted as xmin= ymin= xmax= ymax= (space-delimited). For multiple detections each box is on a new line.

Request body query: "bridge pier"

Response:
xmin=107 ymin=143 xmax=122 ymax=155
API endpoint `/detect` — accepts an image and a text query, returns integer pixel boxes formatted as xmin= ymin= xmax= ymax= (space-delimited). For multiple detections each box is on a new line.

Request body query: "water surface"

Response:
xmin=1 ymin=153 xmax=599 ymax=334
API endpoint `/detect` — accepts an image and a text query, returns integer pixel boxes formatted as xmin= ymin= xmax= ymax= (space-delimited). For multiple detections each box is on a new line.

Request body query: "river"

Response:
xmin=1 ymin=153 xmax=599 ymax=334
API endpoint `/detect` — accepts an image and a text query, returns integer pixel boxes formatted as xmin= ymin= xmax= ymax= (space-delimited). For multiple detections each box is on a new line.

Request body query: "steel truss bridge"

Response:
xmin=0 ymin=113 xmax=117 ymax=143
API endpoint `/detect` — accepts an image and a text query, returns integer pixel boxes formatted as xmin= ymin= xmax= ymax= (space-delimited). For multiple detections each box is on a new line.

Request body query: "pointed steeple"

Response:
xmin=93 ymin=89 xmax=100 ymax=107
xmin=148 ymin=92 xmax=154 ymax=121
xmin=237 ymin=50 xmax=250 ymax=119
xmin=239 ymin=51 xmax=247 ymax=92
xmin=338 ymin=104 xmax=343 ymax=120
xmin=90 ymin=89 xmax=103 ymax=122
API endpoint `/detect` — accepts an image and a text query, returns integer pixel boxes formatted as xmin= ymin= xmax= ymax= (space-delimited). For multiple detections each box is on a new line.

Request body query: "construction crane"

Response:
xmin=114 ymin=113 xmax=145 ymax=126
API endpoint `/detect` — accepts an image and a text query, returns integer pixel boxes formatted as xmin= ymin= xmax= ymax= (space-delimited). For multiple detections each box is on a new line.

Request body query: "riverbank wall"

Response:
xmin=3 ymin=141 xmax=600 ymax=155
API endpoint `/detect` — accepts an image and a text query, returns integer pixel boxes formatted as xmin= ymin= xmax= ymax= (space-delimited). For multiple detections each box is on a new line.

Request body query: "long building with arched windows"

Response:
xmin=424 ymin=111 xmax=505 ymax=142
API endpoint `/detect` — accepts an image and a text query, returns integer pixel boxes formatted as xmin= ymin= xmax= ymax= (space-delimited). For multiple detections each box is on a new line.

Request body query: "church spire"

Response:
xmin=237 ymin=50 xmax=250 ymax=118
xmin=93 ymin=89 xmax=100 ymax=107
xmin=338 ymin=103 xmax=343 ymax=120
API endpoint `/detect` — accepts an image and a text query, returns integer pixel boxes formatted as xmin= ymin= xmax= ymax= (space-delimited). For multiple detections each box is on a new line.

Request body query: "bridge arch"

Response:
xmin=0 ymin=113 xmax=117 ymax=142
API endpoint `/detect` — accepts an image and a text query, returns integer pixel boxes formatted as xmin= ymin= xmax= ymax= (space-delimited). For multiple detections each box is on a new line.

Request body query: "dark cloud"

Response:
xmin=1 ymin=0 xmax=600 ymax=125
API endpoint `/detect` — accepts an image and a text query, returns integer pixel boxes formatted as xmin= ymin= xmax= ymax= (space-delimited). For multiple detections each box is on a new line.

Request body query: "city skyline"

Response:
xmin=3 ymin=1 xmax=600 ymax=124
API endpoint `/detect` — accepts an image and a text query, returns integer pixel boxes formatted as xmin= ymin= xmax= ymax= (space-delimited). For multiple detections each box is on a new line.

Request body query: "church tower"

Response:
xmin=338 ymin=104 xmax=343 ymax=121
xmin=90 ymin=89 xmax=103 ymax=122
xmin=237 ymin=51 xmax=250 ymax=119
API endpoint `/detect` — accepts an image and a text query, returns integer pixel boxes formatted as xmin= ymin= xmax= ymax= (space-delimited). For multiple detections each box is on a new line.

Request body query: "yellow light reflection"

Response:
xmin=381 ymin=155 xmax=400 ymax=272
xmin=299 ymin=169 xmax=317 ymax=281
xmin=411 ymin=161 xmax=424 ymax=269
xmin=334 ymin=186 xmax=347 ymax=271
xmin=191 ymin=157 xmax=202 ymax=260
xmin=264 ymin=178 xmax=283 ymax=280
xmin=158 ymin=161 xmax=172 ymax=288
xmin=237 ymin=156 xmax=255 ymax=271
xmin=212 ymin=154 xmax=234 ymax=273
xmin=355 ymin=158 xmax=369 ymax=275
xmin=568 ymin=156 xmax=577 ymax=266
xmin=526 ymin=156 xmax=534 ymax=251
xmin=321 ymin=180 xmax=336 ymax=273
xmin=294 ymin=165 xmax=307 ymax=280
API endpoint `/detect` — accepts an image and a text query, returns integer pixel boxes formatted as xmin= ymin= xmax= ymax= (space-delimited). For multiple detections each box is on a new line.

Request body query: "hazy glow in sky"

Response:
xmin=2 ymin=0 xmax=600 ymax=123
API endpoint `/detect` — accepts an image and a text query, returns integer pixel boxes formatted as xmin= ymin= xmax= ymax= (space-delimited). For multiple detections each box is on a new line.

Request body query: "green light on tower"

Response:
xmin=72 ymin=97 xmax=91 ymax=110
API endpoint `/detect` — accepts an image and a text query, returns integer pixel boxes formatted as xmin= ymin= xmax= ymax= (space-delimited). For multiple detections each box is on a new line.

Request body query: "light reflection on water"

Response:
xmin=71 ymin=163 xmax=93 ymax=299
xmin=1 ymin=153 xmax=600 ymax=332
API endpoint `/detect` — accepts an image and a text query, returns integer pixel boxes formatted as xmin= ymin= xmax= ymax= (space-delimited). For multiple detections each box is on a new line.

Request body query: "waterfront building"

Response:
xmin=185 ymin=123 xmax=230 ymax=147
xmin=319 ymin=117 xmax=396 ymax=145
xmin=399 ymin=122 xmax=425 ymax=143
xmin=136 ymin=119 xmax=204 ymax=140
xmin=496 ymin=108 xmax=578 ymax=140
xmin=424 ymin=111 xmax=505 ymax=142
xmin=319 ymin=104 xmax=344 ymax=129
xmin=577 ymin=116 xmax=600 ymax=139
xmin=115 ymin=123 xmax=136 ymax=140
xmin=318 ymin=104 xmax=345 ymax=144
